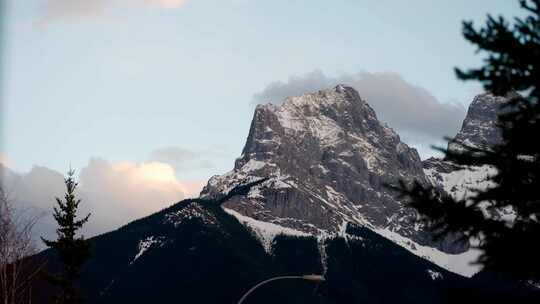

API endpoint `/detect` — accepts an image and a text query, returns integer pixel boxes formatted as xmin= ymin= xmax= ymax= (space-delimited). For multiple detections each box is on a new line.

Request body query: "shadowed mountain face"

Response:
xmin=33 ymin=196 xmax=470 ymax=304
xmin=201 ymin=85 xmax=465 ymax=254
xmin=424 ymin=94 xmax=513 ymax=221
xmin=447 ymin=93 xmax=506 ymax=153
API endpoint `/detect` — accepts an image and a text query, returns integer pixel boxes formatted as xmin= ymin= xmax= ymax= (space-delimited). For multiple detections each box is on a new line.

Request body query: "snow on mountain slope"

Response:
xmin=201 ymin=86 xmax=508 ymax=277
xmin=223 ymin=207 xmax=310 ymax=253
xmin=424 ymin=162 xmax=496 ymax=200
xmin=202 ymin=85 xmax=466 ymax=253
xmin=224 ymin=203 xmax=481 ymax=277
xmin=372 ymin=225 xmax=481 ymax=277
xmin=417 ymin=93 xmax=520 ymax=275
xmin=130 ymin=236 xmax=165 ymax=265
xmin=424 ymin=92 xmax=518 ymax=220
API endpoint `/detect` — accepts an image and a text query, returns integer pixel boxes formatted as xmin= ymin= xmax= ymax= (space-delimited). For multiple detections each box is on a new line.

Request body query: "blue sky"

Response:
xmin=1 ymin=0 xmax=522 ymax=181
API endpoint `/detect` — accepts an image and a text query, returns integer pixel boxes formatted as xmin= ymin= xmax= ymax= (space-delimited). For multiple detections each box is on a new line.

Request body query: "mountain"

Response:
xmin=446 ymin=93 xmax=506 ymax=154
xmin=202 ymin=85 xmax=428 ymax=241
xmin=30 ymin=86 xmax=535 ymax=303
xmin=33 ymin=188 xmax=471 ymax=304
xmin=423 ymin=93 xmax=516 ymax=221
xmin=201 ymin=85 xmax=471 ymax=272
xmin=423 ymin=93 xmax=505 ymax=201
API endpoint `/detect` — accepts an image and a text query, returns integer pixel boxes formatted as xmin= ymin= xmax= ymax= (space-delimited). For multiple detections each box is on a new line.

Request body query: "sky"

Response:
xmin=0 ymin=0 xmax=524 ymax=238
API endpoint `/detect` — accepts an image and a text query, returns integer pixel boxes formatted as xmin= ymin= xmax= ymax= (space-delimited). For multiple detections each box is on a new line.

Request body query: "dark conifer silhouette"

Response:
xmin=42 ymin=169 xmax=91 ymax=304
xmin=397 ymin=0 xmax=540 ymax=282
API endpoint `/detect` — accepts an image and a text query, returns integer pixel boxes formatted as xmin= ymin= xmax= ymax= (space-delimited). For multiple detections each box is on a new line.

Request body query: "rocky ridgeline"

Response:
xmin=424 ymin=93 xmax=507 ymax=199
xmin=201 ymin=85 xmax=472 ymax=254
xmin=447 ymin=93 xmax=506 ymax=154
xmin=423 ymin=93 xmax=514 ymax=222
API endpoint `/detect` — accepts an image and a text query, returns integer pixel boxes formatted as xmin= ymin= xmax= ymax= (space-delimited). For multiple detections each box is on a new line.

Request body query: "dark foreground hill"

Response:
xmin=32 ymin=189 xmax=476 ymax=304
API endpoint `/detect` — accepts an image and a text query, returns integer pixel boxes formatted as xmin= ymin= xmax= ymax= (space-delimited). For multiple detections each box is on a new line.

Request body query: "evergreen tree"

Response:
xmin=398 ymin=0 xmax=540 ymax=282
xmin=42 ymin=169 xmax=91 ymax=304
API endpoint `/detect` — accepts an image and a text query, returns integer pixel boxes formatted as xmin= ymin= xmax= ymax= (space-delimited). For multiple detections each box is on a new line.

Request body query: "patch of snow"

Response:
xmin=241 ymin=159 xmax=267 ymax=172
xmin=339 ymin=220 xmax=348 ymax=237
xmin=373 ymin=227 xmax=481 ymax=277
xmin=306 ymin=189 xmax=338 ymax=209
xmin=164 ymin=203 xmax=218 ymax=227
xmin=270 ymin=175 xmax=294 ymax=189
xmin=316 ymin=233 xmax=334 ymax=274
xmin=527 ymin=280 xmax=540 ymax=289
xmin=318 ymin=164 xmax=329 ymax=174
xmin=325 ymin=186 xmax=344 ymax=204
xmin=339 ymin=151 xmax=353 ymax=157
xmin=427 ymin=269 xmax=444 ymax=280
xmin=247 ymin=186 xmax=264 ymax=199
xmin=517 ymin=155 xmax=535 ymax=162
xmin=425 ymin=164 xmax=517 ymax=223
xmin=223 ymin=207 xmax=310 ymax=253
xmin=131 ymin=236 xmax=164 ymax=265
xmin=437 ymin=165 xmax=496 ymax=200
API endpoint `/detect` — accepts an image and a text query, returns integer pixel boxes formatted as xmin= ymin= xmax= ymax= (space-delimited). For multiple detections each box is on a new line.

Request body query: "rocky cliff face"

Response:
xmin=201 ymin=85 xmax=463 ymax=253
xmin=424 ymin=93 xmax=507 ymax=197
xmin=447 ymin=93 xmax=506 ymax=153
xmin=424 ymin=93 xmax=514 ymax=221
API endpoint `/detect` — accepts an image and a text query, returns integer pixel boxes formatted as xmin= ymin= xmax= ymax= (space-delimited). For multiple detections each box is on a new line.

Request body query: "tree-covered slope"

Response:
xmin=34 ymin=194 xmax=476 ymax=304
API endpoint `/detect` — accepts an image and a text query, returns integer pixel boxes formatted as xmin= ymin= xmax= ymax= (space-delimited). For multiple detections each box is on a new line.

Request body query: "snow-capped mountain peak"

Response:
xmin=202 ymin=86 xmax=460 ymax=254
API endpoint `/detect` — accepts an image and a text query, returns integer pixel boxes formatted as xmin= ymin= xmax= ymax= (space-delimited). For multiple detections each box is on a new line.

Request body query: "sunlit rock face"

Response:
xmin=202 ymin=85 xmax=465 ymax=253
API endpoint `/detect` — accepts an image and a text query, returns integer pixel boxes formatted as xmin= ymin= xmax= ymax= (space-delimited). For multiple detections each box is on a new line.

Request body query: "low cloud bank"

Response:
xmin=38 ymin=0 xmax=187 ymax=24
xmin=0 ymin=156 xmax=205 ymax=245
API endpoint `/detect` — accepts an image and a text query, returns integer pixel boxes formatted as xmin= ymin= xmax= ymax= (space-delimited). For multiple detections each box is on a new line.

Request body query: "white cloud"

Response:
xmin=0 ymin=157 xmax=205 ymax=244
xmin=0 ymin=153 xmax=10 ymax=166
xmin=38 ymin=0 xmax=107 ymax=22
xmin=37 ymin=0 xmax=188 ymax=24
xmin=253 ymin=70 xmax=466 ymax=157
xmin=149 ymin=0 xmax=186 ymax=9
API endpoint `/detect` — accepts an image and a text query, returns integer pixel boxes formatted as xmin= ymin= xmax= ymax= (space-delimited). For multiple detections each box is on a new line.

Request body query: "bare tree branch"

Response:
xmin=0 ymin=185 xmax=45 ymax=304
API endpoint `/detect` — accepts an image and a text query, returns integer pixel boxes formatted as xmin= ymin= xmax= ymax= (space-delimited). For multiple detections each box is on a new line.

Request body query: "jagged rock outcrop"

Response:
xmin=447 ymin=93 xmax=506 ymax=153
xmin=423 ymin=93 xmax=515 ymax=221
xmin=202 ymin=85 xmax=464 ymax=253
xmin=424 ymin=93 xmax=507 ymax=196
